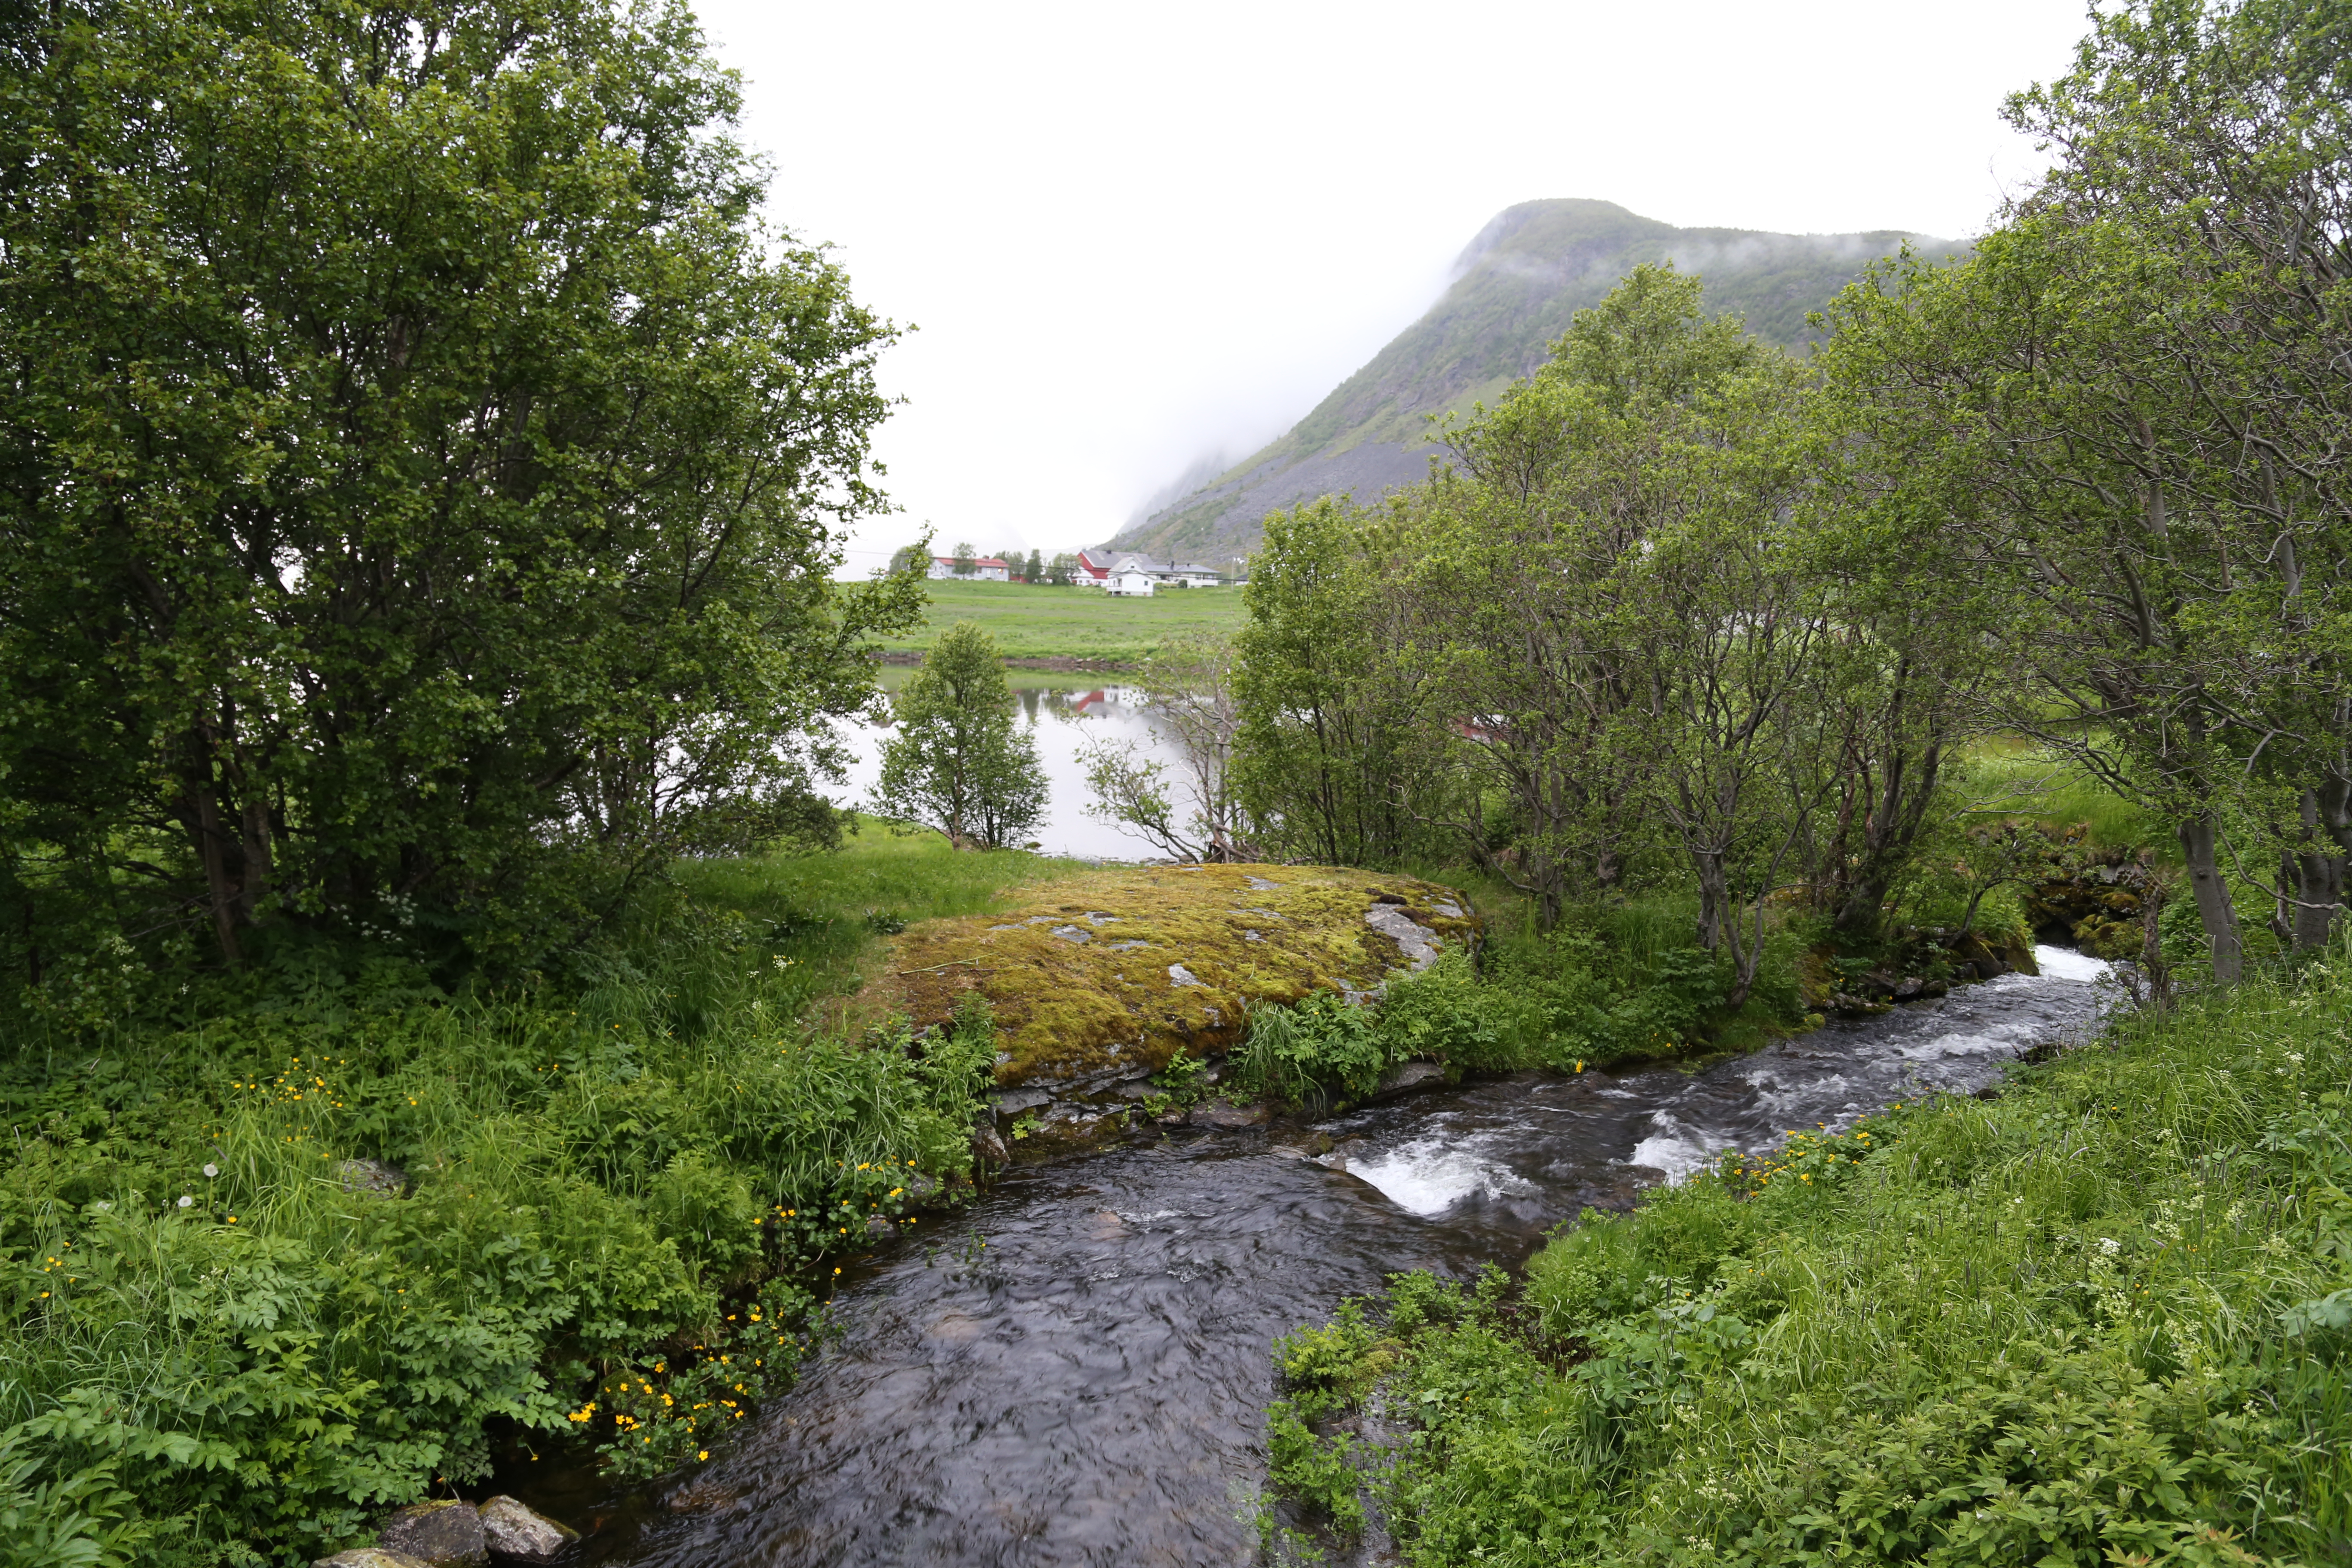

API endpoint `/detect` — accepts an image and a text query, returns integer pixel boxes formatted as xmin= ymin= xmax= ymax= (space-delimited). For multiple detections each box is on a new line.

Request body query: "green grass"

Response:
xmin=0 ymin=837 xmax=1081 ymax=1567
xmin=873 ymin=579 xmax=1244 ymax=663
xmin=1961 ymin=739 xmax=2175 ymax=854
xmin=1263 ymin=958 xmax=2352 ymax=1566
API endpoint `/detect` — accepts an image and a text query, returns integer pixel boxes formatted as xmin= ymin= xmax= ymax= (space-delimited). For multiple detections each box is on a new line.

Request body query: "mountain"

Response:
xmin=1109 ymin=199 xmax=1963 ymax=560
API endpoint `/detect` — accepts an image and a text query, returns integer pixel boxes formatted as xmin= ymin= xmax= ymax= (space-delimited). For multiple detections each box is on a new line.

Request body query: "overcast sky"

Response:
xmin=689 ymin=0 xmax=2097 ymax=572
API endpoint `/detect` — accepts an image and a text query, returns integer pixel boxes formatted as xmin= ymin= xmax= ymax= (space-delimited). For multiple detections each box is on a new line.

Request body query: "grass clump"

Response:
xmin=1262 ymin=959 xmax=2352 ymax=1565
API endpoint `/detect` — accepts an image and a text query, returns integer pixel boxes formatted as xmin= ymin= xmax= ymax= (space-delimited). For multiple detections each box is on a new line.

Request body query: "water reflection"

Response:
xmin=827 ymin=674 xmax=1187 ymax=861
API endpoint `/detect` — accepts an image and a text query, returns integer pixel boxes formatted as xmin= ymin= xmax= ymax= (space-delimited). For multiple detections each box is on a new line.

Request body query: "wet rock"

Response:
xmin=992 ymin=1088 xmax=1050 ymax=1115
xmin=314 ymin=1552 xmax=430 ymax=1568
xmin=476 ymin=1496 xmax=579 ymax=1563
xmin=1368 ymin=1060 xmax=1449 ymax=1102
xmin=1892 ymin=976 xmax=1925 ymax=1001
xmin=1186 ymin=1098 xmax=1268 ymax=1129
xmin=969 ymin=1123 xmax=1008 ymax=1164
xmin=377 ymin=1500 xmax=487 ymax=1567
xmin=900 ymin=1170 xmax=943 ymax=1204
xmin=335 ymin=1158 xmax=407 ymax=1196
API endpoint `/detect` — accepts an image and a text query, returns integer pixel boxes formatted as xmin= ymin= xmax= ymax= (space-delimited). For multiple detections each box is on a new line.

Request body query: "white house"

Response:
xmin=1105 ymin=568 xmax=1155 ymax=597
xmin=929 ymin=555 xmax=1009 ymax=582
xmin=1070 ymin=549 xmax=1221 ymax=589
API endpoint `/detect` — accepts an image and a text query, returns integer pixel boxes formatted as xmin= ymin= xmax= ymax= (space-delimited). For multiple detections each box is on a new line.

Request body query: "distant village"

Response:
xmin=913 ymin=545 xmax=1237 ymax=597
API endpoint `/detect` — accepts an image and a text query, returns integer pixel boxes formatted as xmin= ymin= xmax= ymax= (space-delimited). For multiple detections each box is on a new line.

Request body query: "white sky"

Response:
xmin=689 ymin=0 xmax=2096 ymax=572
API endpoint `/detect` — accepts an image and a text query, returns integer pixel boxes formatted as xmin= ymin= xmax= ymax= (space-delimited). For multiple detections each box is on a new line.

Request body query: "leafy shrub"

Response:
xmin=0 ymin=881 xmax=1003 ymax=1563
xmin=1376 ymin=952 xmax=1542 ymax=1069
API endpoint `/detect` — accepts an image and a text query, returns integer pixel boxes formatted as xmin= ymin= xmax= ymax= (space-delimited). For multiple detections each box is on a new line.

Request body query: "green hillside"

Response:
xmin=1114 ymin=199 xmax=1963 ymax=558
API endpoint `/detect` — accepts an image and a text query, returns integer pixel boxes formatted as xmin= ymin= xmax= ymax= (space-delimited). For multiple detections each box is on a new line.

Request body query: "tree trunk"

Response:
xmin=1694 ymin=854 xmax=1728 ymax=951
xmin=2280 ymin=787 xmax=2344 ymax=951
xmin=188 ymin=779 xmax=244 ymax=968
xmin=2177 ymin=814 xmax=2242 ymax=983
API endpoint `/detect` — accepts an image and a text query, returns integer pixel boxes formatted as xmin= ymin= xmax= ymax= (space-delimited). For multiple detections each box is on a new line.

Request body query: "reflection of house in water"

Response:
xmin=1058 ymin=686 xmax=1146 ymax=719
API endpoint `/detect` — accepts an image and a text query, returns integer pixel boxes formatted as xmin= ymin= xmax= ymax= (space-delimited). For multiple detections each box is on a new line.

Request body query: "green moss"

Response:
xmin=860 ymin=864 xmax=1479 ymax=1084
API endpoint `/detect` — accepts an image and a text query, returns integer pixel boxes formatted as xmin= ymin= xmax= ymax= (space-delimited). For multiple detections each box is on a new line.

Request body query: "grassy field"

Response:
xmin=874 ymin=579 xmax=1245 ymax=663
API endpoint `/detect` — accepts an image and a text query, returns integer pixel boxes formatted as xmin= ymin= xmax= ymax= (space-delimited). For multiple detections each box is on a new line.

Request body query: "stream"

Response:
xmin=527 ymin=946 xmax=2113 ymax=1566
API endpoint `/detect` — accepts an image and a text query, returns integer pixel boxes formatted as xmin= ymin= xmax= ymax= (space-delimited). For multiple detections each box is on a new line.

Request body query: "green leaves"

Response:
xmin=0 ymin=0 xmax=916 ymax=974
xmin=868 ymin=622 xmax=1046 ymax=850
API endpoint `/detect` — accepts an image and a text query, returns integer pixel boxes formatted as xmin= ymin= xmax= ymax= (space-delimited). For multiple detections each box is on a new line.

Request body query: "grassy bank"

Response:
xmin=0 ymin=836 xmax=1082 ymax=1567
xmin=1263 ymin=960 xmax=2352 ymax=1565
xmin=870 ymin=579 xmax=1244 ymax=662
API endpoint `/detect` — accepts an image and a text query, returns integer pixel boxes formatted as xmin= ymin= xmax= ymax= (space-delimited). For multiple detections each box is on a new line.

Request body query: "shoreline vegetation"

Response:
xmin=5 ymin=0 xmax=2351 ymax=1564
xmin=1259 ymin=959 xmax=2352 ymax=1567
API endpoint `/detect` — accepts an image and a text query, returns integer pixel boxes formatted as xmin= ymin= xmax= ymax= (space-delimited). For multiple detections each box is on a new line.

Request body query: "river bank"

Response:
xmin=493 ymin=949 xmax=2116 ymax=1565
xmin=1264 ymin=958 xmax=2352 ymax=1566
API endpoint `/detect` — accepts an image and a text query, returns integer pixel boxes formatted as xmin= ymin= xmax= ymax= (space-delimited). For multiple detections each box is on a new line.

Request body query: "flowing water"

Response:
xmin=527 ymin=947 xmax=2113 ymax=1566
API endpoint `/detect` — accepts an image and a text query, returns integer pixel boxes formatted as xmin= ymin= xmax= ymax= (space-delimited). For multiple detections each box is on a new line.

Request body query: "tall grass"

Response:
xmin=1265 ymin=960 xmax=2352 ymax=1565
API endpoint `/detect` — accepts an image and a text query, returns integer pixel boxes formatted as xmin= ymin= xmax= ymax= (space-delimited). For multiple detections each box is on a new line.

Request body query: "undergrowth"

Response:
xmin=0 ymin=839 xmax=1055 ymax=1567
xmin=1263 ymin=960 xmax=2352 ymax=1565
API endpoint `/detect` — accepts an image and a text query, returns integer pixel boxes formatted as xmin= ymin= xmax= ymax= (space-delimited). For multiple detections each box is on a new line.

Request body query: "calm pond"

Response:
xmin=823 ymin=671 xmax=1186 ymax=861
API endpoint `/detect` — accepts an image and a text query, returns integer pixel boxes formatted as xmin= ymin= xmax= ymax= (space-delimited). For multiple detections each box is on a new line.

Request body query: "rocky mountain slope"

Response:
xmin=1112 ymin=199 xmax=1964 ymax=560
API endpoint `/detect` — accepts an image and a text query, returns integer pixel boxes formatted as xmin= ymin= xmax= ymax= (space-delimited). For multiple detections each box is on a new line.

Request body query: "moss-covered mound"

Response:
xmin=858 ymin=864 xmax=1478 ymax=1087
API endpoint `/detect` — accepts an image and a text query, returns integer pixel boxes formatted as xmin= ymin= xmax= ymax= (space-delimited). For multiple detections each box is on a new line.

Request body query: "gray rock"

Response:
xmin=1363 ymin=904 xmax=1442 ymax=969
xmin=1167 ymin=963 xmax=1204 ymax=987
xmin=970 ymin=1123 xmax=1008 ymax=1164
xmin=991 ymin=1088 xmax=1050 ymax=1114
xmin=1048 ymin=924 xmax=1090 ymax=943
xmin=314 ymin=1551 xmax=431 ymax=1568
xmin=378 ymin=1499 xmax=487 ymax=1567
xmin=477 ymin=1496 xmax=579 ymax=1563
xmin=335 ymin=1158 xmax=408 ymax=1196
xmin=1244 ymin=875 xmax=1280 ymax=890
xmin=1368 ymin=1060 xmax=1449 ymax=1102
xmin=1892 ymin=976 xmax=1925 ymax=1001
xmin=1187 ymin=1097 xmax=1268 ymax=1129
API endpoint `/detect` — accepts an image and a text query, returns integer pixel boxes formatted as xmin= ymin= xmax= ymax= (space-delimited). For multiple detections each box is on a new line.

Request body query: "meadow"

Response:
xmin=869 ymin=579 xmax=1245 ymax=663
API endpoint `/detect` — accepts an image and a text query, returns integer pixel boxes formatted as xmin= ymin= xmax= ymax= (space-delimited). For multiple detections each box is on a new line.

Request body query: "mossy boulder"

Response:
xmin=858 ymin=863 xmax=1478 ymax=1090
